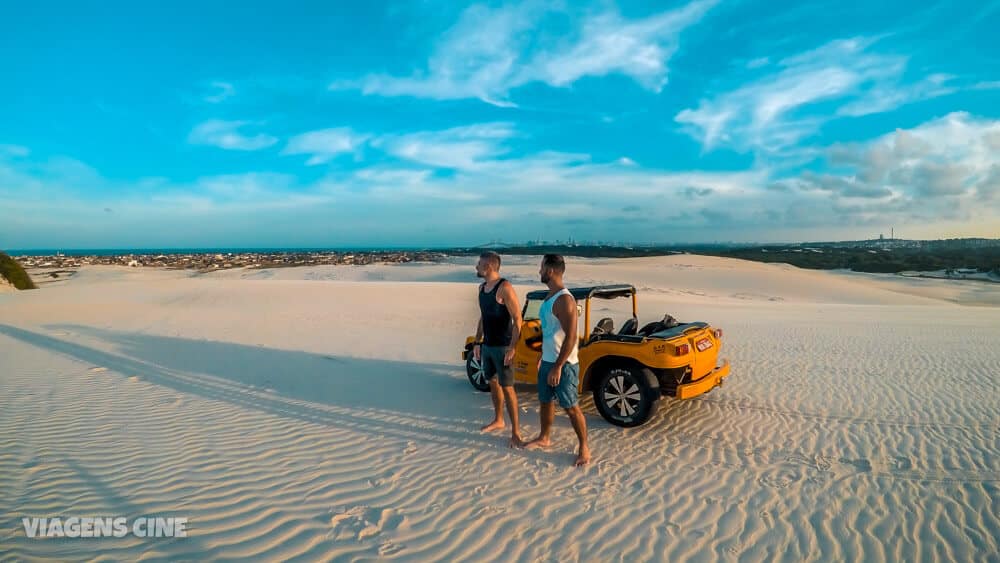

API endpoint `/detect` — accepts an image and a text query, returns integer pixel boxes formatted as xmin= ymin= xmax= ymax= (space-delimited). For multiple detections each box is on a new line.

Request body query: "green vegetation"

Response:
xmin=710 ymin=246 xmax=1000 ymax=275
xmin=451 ymin=239 xmax=1000 ymax=276
xmin=453 ymin=245 xmax=686 ymax=259
xmin=0 ymin=251 xmax=36 ymax=289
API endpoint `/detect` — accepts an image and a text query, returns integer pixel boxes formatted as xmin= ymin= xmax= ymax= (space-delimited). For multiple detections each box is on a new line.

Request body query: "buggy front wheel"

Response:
xmin=466 ymin=351 xmax=490 ymax=392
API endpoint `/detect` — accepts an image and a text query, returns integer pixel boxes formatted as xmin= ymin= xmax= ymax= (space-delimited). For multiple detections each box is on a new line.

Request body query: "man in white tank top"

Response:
xmin=522 ymin=254 xmax=590 ymax=466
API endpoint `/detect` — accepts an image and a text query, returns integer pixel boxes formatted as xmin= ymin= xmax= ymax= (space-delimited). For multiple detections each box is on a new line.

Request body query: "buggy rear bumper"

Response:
xmin=676 ymin=360 xmax=730 ymax=399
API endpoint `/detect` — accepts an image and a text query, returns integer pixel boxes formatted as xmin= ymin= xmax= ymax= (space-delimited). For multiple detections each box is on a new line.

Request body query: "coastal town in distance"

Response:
xmin=10 ymin=236 xmax=1000 ymax=284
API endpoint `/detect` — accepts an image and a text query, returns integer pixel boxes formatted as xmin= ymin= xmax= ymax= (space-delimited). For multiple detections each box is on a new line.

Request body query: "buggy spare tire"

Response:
xmin=466 ymin=350 xmax=491 ymax=392
xmin=593 ymin=364 xmax=659 ymax=427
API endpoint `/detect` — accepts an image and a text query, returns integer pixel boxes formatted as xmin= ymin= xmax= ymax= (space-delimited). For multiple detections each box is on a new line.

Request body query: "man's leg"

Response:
xmin=523 ymin=401 xmax=555 ymax=449
xmin=481 ymin=348 xmax=505 ymax=432
xmin=564 ymin=405 xmax=590 ymax=466
xmin=481 ymin=378 xmax=506 ymax=431
xmin=555 ymin=363 xmax=589 ymax=466
xmin=502 ymin=385 xmax=522 ymax=446
xmin=523 ymin=361 xmax=555 ymax=449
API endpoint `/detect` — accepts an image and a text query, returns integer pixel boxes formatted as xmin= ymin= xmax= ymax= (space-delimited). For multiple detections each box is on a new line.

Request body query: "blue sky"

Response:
xmin=2 ymin=0 xmax=999 ymax=249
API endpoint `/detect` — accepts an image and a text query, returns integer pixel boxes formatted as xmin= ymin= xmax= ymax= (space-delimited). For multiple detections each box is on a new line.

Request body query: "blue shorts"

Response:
xmin=538 ymin=361 xmax=579 ymax=408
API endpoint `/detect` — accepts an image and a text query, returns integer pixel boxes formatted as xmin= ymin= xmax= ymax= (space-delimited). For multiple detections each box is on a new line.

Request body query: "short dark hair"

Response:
xmin=542 ymin=254 xmax=565 ymax=274
xmin=479 ymin=251 xmax=501 ymax=269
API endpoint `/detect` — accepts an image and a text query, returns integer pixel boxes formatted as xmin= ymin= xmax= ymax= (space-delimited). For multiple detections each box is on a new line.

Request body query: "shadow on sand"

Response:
xmin=0 ymin=323 xmax=509 ymax=450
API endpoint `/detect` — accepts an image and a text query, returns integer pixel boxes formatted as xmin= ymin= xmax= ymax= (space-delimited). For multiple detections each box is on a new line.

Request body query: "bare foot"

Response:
xmin=509 ymin=435 xmax=524 ymax=448
xmin=574 ymin=445 xmax=591 ymax=467
xmin=522 ymin=436 xmax=552 ymax=450
xmin=481 ymin=420 xmax=505 ymax=432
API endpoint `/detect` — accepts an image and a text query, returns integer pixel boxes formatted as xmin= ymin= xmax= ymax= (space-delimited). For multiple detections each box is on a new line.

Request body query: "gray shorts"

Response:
xmin=481 ymin=345 xmax=514 ymax=387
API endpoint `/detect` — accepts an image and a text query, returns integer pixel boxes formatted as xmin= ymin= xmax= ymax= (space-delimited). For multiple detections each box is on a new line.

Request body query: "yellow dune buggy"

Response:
xmin=463 ymin=284 xmax=731 ymax=427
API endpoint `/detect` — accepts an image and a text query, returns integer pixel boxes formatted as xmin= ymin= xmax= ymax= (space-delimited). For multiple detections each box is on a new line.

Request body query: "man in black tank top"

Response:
xmin=475 ymin=251 xmax=524 ymax=446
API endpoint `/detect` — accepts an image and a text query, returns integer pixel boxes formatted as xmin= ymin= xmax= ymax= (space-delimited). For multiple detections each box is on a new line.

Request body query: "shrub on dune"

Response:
xmin=0 ymin=252 xmax=36 ymax=290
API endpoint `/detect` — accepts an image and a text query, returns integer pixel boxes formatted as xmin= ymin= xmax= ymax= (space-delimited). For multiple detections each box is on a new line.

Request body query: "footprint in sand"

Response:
xmin=378 ymin=542 xmax=405 ymax=556
xmin=785 ymin=452 xmax=833 ymax=472
xmin=528 ymin=461 xmax=558 ymax=486
xmin=368 ymin=470 xmax=398 ymax=489
xmin=757 ymin=466 xmax=805 ymax=489
xmin=357 ymin=525 xmax=380 ymax=540
xmin=329 ymin=506 xmax=408 ymax=543
xmin=891 ymin=456 xmax=914 ymax=471
xmin=837 ymin=457 xmax=873 ymax=474
xmin=475 ymin=505 xmax=507 ymax=516
xmin=594 ymin=458 xmax=624 ymax=474
xmin=329 ymin=506 xmax=378 ymax=541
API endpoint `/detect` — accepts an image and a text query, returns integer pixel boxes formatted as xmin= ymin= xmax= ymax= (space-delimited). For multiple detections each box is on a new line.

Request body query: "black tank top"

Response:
xmin=479 ymin=278 xmax=512 ymax=346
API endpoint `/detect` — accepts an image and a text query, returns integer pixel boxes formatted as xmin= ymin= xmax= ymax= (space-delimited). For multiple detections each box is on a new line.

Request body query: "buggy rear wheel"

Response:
xmin=593 ymin=365 xmax=659 ymax=427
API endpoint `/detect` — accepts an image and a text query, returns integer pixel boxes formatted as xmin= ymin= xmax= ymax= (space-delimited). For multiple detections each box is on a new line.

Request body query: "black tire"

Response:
xmin=593 ymin=364 xmax=659 ymax=427
xmin=466 ymin=350 xmax=491 ymax=392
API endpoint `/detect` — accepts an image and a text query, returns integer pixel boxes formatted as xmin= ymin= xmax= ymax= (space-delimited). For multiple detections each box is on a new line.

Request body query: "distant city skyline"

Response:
xmin=1 ymin=1 xmax=998 ymax=249
xmin=8 ymin=235 xmax=1000 ymax=255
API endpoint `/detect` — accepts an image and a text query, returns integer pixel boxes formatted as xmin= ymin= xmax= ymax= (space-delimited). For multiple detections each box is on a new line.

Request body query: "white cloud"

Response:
xmin=188 ymin=120 xmax=278 ymax=151
xmin=529 ymin=1 xmax=715 ymax=91
xmin=5 ymin=113 xmax=999 ymax=248
xmin=196 ymin=172 xmax=297 ymax=200
xmin=676 ymin=38 xmax=955 ymax=153
xmin=374 ymin=122 xmax=516 ymax=170
xmin=790 ymin=112 xmax=1000 ymax=223
xmin=204 ymin=81 xmax=235 ymax=103
xmin=0 ymin=144 xmax=30 ymax=158
xmin=353 ymin=168 xmax=433 ymax=186
xmin=340 ymin=0 xmax=716 ymax=105
xmin=359 ymin=168 xmax=484 ymax=202
xmin=280 ymin=122 xmax=514 ymax=170
xmin=837 ymin=73 xmax=955 ymax=117
xmin=283 ymin=128 xmax=368 ymax=165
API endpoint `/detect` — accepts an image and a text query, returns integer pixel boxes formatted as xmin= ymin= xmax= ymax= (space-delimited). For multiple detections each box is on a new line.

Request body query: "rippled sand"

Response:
xmin=2 ymin=255 xmax=998 ymax=561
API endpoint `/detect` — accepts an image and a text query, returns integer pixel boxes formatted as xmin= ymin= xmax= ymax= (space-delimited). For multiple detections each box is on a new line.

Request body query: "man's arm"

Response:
xmin=474 ymin=317 xmax=483 ymax=360
xmin=500 ymin=282 xmax=522 ymax=365
xmin=474 ymin=283 xmax=484 ymax=360
xmin=548 ymin=294 xmax=578 ymax=385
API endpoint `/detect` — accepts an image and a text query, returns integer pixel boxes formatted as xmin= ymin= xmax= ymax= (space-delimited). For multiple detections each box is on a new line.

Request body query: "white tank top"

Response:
xmin=540 ymin=288 xmax=579 ymax=364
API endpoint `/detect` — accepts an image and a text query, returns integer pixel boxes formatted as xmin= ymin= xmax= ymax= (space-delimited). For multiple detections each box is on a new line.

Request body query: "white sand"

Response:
xmin=1 ymin=255 xmax=998 ymax=561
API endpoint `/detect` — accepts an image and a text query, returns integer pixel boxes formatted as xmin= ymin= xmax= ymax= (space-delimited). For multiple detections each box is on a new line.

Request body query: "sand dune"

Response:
xmin=1 ymin=256 xmax=998 ymax=561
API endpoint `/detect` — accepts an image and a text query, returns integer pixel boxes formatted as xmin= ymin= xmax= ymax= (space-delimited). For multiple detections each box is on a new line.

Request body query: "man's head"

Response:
xmin=539 ymin=254 xmax=565 ymax=285
xmin=476 ymin=251 xmax=502 ymax=279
